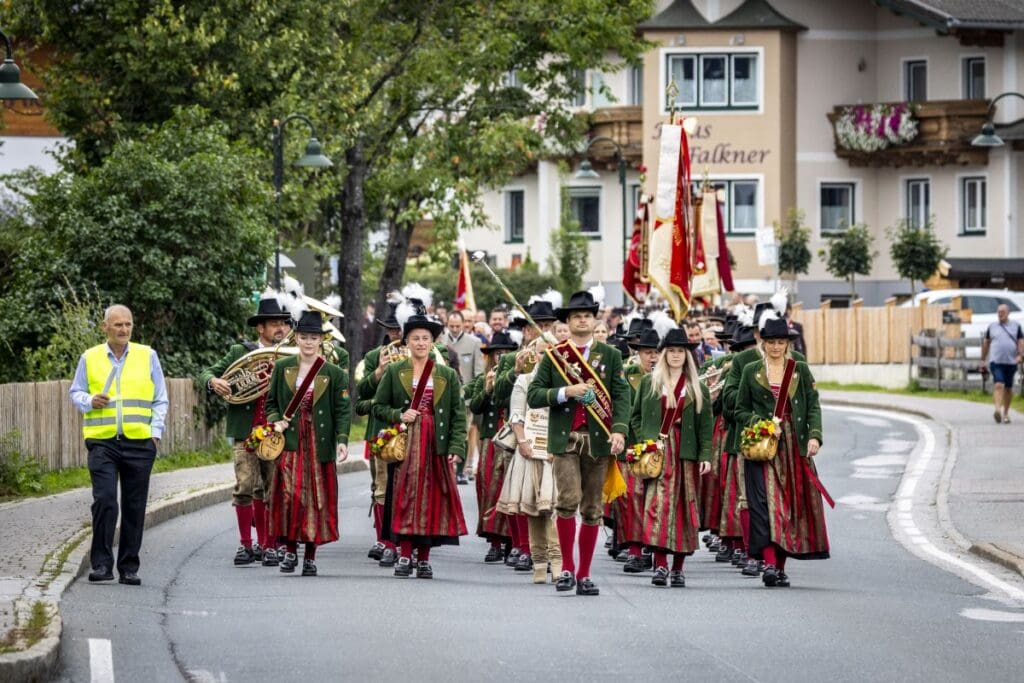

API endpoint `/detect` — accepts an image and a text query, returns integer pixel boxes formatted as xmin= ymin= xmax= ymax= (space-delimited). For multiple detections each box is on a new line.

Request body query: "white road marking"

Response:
xmin=959 ymin=608 xmax=1024 ymax=623
xmin=877 ymin=438 xmax=916 ymax=453
xmin=845 ymin=415 xmax=893 ymax=428
xmin=187 ymin=670 xmax=228 ymax=683
xmin=88 ymin=638 xmax=114 ymax=683
xmin=836 ymin=494 xmax=888 ymax=512
xmin=827 ymin=405 xmax=1024 ymax=604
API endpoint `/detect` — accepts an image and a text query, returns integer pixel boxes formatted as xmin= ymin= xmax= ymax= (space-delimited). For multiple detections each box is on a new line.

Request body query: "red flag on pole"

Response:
xmin=623 ymin=203 xmax=648 ymax=304
xmin=715 ymin=196 xmax=735 ymax=293
xmin=454 ymin=244 xmax=477 ymax=311
xmin=668 ymin=127 xmax=692 ymax=311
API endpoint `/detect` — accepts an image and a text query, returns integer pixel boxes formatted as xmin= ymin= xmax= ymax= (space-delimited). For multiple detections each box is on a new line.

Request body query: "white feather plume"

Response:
xmin=282 ymin=274 xmax=304 ymax=301
xmin=770 ymin=288 xmax=789 ymax=316
xmin=287 ymin=297 xmax=308 ymax=323
xmin=758 ymin=309 xmax=780 ymax=331
xmin=539 ymin=288 xmax=563 ymax=309
xmin=508 ymin=309 xmax=525 ymax=324
xmin=258 ymin=286 xmax=277 ymax=302
xmin=735 ymin=304 xmax=755 ymax=328
xmin=395 ymin=300 xmax=417 ymax=329
xmin=588 ymin=283 xmax=606 ymax=308
xmin=401 ymin=283 xmax=433 ymax=311
xmin=324 ymin=293 xmax=342 ymax=311
xmin=649 ymin=310 xmax=677 ymax=340
xmin=508 ymin=329 xmax=524 ymax=347
xmin=386 ymin=290 xmax=404 ymax=305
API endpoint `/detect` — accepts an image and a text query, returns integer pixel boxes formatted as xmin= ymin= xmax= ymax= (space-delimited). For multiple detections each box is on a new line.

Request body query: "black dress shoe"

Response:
xmin=88 ymin=567 xmax=113 ymax=582
xmin=252 ymin=543 xmax=264 ymax=561
xmin=614 ymin=548 xmax=630 ymax=562
xmin=279 ymin=552 xmax=298 ymax=573
xmin=651 ymin=567 xmax=668 ymax=586
xmin=555 ymin=571 xmax=576 ymax=592
xmin=394 ymin=557 xmax=413 ymax=577
xmin=708 ymin=538 xmax=722 ymax=553
xmin=118 ymin=572 xmax=141 ymax=586
xmin=504 ymin=548 xmax=521 ymax=567
xmin=484 ymin=545 xmax=504 ymax=563
xmin=368 ymin=542 xmax=385 ymax=561
xmin=623 ymin=555 xmax=644 ymax=573
xmin=702 ymin=533 xmax=711 ymax=545
xmin=731 ymin=549 xmax=747 ymax=567
xmin=301 ymin=560 xmax=317 ymax=576
xmin=762 ymin=564 xmax=779 ymax=587
xmin=234 ymin=545 xmax=256 ymax=566
xmin=379 ymin=547 xmax=397 ymax=567
xmin=741 ymin=558 xmax=761 ymax=577
xmin=776 ymin=571 xmax=790 ymax=588
xmin=714 ymin=547 xmax=732 ymax=562
xmin=641 ymin=553 xmax=653 ymax=570
xmin=456 ymin=473 xmax=469 ymax=485
xmin=261 ymin=547 xmax=279 ymax=567
xmin=670 ymin=570 xmax=686 ymax=588
xmin=576 ymin=577 xmax=599 ymax=596
xmin=416 ymin=561 xmax=433 ymax=579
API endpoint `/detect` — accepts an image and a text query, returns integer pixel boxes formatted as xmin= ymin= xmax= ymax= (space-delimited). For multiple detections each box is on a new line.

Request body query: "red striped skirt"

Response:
xmin=391 ymin=410 xmax=467 ymax=545
xmin=745 ymin=420 xmax=830 ymax=560
xmin=698 ymin=415 xmax=726 ymax=531
xmin=641 ymin=427 xmax=701 ymax=555
xmin=718 ymin=449 xmax=744 ymax=541
xmin=613 ymin=462 xmax=646 ymax=545
xmin=268 ymin=405 xmax=339 ymax=545
xmin=475 ymin=435 xmax=511 ymax=542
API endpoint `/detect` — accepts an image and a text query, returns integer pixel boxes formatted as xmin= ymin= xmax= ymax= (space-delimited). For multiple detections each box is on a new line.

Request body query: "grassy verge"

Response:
xmin=0 ymin=601 xmax=51 ymax=654
xmin=817 ymin=381 xmax=1024 ymax=412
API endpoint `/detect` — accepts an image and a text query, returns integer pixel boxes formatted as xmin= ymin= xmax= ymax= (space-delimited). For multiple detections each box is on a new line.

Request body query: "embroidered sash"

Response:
xmin=545 ymin=341 xmax=613 ymax=437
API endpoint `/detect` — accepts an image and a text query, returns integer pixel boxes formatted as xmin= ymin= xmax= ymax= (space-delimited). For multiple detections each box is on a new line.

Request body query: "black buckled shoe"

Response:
xmin=708 ymin=538 xmax=722 ymax=553
xmin=555 ymin=571 xmax=577 ymax=592
xmin=379 ymin=547 xmax=397 ymax=567
xmin=670 ymin=570 xmax=686 ymax=588
xmin=261 ymin=547 xmax=279 ymax=567
xmin=761 ymin=564 xmax=779 ymax=587
xmin=651 ymin=567 xmax=669 ymax=586
xmin=484 ymin=545 xmax=504 ymax=563
xmin=301 ymin=560 xmax=317 ymax=576
xmin=514 ymin=553 xmax=533 ymax=571
xmin=118 ymin=571 xmax=141 ymax=586
xmin=416 ymin=561 xmax=433 ymax=579
xmin=576 ymin=577 xmax=600 ymax=596
xmin=715 ymin=546 xmax=732 ymax=562
xmin=456 ymin=473 xmax=469 ymax=485
xmin=641 ymin=553 xmax=653 ymax=570
xmin=701 ymin=533 xmax=711 ymax=545
xmin=623 ymin=555 xmax=645 ymax=573
xmin=368 ymin=542 xmax=385 ymax=561
xmin=394 ymin=557 xmax=413 ymax=577
xmin=614 ymin=548 xmax=630 ymax=562
xmin=776 ymin=571 xmax=790 ymax=588
xmin=234 ymin=545 xmax=256 ymax=565
xmin=505 ymin=548 xmax=521 ymax=567
xmin=279 ymin=552 xmax=298 ymax=573
xmin=731 ymin=549 xmax=747 ymax=567
xmin=88 ymin=567 xmax=113 ymax=582
xmin=741 ymin=558 xmax=761 ymax=577
xmin=252 ymin=543 xmax=264 ymax=562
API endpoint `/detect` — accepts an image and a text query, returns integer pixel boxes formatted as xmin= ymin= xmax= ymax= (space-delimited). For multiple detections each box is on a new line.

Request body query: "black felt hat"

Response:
xmin=294 ymin=310 xmax=326 ymax=334
xmin=629 ymin=328 xmax=661 ymax=350
xmin=402 ymin=314 xmax=444 ymax=341
xmin=760 ymin=316 xmax=800 ymax=340
xmin=526 ymin=300 xmax=558 ymax=322
xmin=376 ymin=302 xmax=401 ymax=329
xmin=482 ymin=330 xmax=519 ymax=353
xmin=714 ymin=320 xmax=735 ymax=341
xmin=658 ymin=328 xmax=699 ymax=351
xmin=247 ymin=292 xmax=292 ymax=327
xmin=625 ymin=317 xmax=654 ymax=339
xmin=730 ymin=325 xmax=757 ymax=350
xmin=555 ymin=290 xmax=600 ymax=322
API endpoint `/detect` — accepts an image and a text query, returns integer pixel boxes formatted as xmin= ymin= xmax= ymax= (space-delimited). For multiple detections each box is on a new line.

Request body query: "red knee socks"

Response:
xmin=555 ymin=516 xmax=577 ymax=576
xmin=372 ymin=503 xmax=384 ymax=542
xmin=508 ymin=515 xmax=522 ymax=553
xmin=740 ymin=508 xmax=751 ymax=548
xmin=672 ymin=554 xmax=685 ymax=572
xmin=763 ymin=545 xmax=777 ymax=566
xmin=576 ymin=523 xmax=599 ymax=579
xmin=417 ymin=545 xmax=430 ymax=562
xmin=253 ymin=500 xmax=268 ymax=547
xmin=653 ymin=552 xmax=668 ymax=569
xmin=629 ymin=542 xmax=643 ymax=557
xmin=777 ymin=553 xmax=787 ymax=572
xmin=235 ymin=505 xmax=254 ymax=547
xmin=516 ymin=515 xmax=530 ymax=554
xmin=399 ymin=540 xmax=414 ymax=559
xmin=304 ymin=542 xmax=316 ymax=561
xmin=286 ymin=541 xmax=298 ymax=555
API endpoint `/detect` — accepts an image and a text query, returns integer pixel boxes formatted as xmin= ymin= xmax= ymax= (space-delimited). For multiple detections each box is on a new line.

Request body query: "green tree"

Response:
xmin=0 ymin=108 xmax=272 ymax=380
xmin=774 ymin=208 xmax=812 ymax=293
xmin=887 ymin=218 xmax=947 ymax=296
xmin=549 ymin=185 xmax=591 ymax=296
xmin=818 ymin=223 xmax=876 ymax=299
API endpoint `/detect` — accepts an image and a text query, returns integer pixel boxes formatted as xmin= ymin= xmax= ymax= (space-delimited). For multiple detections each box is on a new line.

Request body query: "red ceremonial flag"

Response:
xmin=623 ymin=203 xmax=646 ymax=304
xmin=668 ymin=128 xmax=692 ymax=307
xmin=454 ymin=247 xmax=476 ymax=311
xmin=715 ymin=196 xmax=735 ymax=292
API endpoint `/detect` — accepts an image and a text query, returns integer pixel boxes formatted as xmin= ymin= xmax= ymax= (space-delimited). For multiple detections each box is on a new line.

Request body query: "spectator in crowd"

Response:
xmin=552 ymin=321 xmax=571 ymax=342
xmin=594 ymin=320 xmax=610 ymax=344
xmin=981 ymin=303 xmax=1024 ymax=424
xmin=473 ymin=321 xmax=493 ymax=344
xmin=489 ymin=307 xmax=508 ymax=334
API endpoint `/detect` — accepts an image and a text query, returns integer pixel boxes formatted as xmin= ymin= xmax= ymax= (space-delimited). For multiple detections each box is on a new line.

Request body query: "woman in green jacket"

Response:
xmin=372 ymin=313 xmax=468 ymax=579
xmin=265 ymin=309 xmax=351 ymax=577
xmin=629 ymin=329 xmax=713 ymax=587
xmin=735 ymin=315 xmax=829 ymax=589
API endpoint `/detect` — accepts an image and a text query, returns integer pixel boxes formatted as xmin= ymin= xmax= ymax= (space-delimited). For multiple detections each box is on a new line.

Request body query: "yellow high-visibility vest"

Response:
xmin=82 ymin=342 xmax=156 ymax=440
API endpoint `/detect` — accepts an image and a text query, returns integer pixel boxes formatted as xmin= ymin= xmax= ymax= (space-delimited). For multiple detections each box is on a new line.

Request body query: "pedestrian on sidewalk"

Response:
xmin=69 ymin=304 xmax=168 ymax=586
xmin=980 ymin=304 xmax=1023 ymax=424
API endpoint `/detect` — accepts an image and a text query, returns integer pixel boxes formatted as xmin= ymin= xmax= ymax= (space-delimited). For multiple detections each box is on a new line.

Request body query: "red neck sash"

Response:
xmin=659 ymin=373 xmax=687 ymax=436
xmin=283 ymin=356 xmax=326 ymax=420
xmin=546 ymin=340 xmax=613 ymax=436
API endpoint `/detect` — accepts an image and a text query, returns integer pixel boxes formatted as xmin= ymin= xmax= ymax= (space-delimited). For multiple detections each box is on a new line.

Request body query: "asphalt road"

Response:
xmin=54 ymin=409 xmax=1024 ymax=682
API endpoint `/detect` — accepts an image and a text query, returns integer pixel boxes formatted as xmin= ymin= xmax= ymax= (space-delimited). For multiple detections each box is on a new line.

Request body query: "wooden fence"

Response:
xmin=911 ymin=334 xmax=992 ymax=392
xmin=791 ymin=300 xmax=948 ymax=364
xmin=0 ymin=379 xmax=222 ymax=471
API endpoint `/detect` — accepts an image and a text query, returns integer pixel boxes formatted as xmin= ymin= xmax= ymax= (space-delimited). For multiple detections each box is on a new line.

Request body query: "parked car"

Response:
xmin=901 ymin=288 xmax=1024 ymax=359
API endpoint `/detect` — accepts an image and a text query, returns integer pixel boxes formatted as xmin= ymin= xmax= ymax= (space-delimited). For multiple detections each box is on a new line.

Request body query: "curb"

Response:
xmin=0 ymin=458 xmax=368 ymax=682
xmin=823 ymin=396 xmax=1024 ymax=579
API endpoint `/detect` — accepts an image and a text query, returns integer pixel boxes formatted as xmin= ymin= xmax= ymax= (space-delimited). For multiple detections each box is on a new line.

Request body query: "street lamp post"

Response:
xmin=971 ymin=91 xmax=1024 ymax=147
xmin=272 ymin=114 xmax=332 ymax=289
xmin=574 ymin=136 xmax=628 ymax=304
xmin=0 ymin=28 xmax=39 ymax=101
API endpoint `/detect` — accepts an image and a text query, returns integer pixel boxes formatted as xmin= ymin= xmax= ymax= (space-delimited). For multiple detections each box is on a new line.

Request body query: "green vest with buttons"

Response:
xmin=371 ymin=359 xmax=467 ymax=458
xmin=264 ymin=355 xmax=351 ymax=464
xmin=82 ymin=343 xmax=155 ymax=440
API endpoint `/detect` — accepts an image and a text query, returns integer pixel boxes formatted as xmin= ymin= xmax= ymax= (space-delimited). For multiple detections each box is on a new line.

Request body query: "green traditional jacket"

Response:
xmin=467 ymin=370 xmax=506 ymax=439
xmin=333 ymin=344 xmax=350 ymax=375
xmin=526 ymin=339 xmax=631 ymax=458
xmin=623 ymin=362 xmax=645 ymax=444
xmin=198 ymin=342 xmax=262 ymax=440
xmin=492 ymin=351 xmax=518 ymax=406
xmin=264 ymin=355 xmax=351 ymax=464
xmin=371 ymin=359 xmax=467 ymax=458
xmin=734 ymin=359 xmax=823 ymax=453
xmin=721 ymin=346 xmax=805 ymax=454
xmin=355 ymin=345 xmax=384 ymax=441
xmin=629 ymin=374 xmax=713 ymax=462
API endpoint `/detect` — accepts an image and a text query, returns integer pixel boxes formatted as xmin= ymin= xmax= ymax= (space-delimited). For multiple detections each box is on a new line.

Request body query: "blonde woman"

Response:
xmin=593 ymin=320 xmax=610 ymax=344
xmin=629 ymin=328 xmax=713 ymax=587
xmin=497 ymin=333 xmax=562 ymax=583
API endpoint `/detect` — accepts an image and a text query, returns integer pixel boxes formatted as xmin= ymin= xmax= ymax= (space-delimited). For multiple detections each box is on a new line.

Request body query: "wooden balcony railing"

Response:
xmin=582 ymin=105 xmax=643 ymax=167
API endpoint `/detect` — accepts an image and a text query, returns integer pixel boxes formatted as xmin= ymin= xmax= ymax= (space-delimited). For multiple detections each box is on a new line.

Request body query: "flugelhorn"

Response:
xmin=221 ymin=343 xmax=298 ymax=405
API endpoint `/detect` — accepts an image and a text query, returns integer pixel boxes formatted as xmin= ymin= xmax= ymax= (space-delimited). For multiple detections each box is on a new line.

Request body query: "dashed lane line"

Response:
xmin=88 ymin=638 xmax=114 ymax=683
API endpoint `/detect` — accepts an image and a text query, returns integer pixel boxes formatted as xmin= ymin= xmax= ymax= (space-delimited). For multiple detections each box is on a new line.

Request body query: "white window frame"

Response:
xmin=698 ymin=54 xmax=729 ymax=108
xmin=659 ymin=46 xmax=765 ymax=114
xmin=730 ymin=54 xmax=759 ymax=107
xmin=817 ymin=180 xmax=859 ymax=236
xmin=690 ymin=174 xmax=764 ymax=237
xmin=591 ymin=70 xmax=614 ymax=108
xmin=957 ymin=174 xmax=988 ymax=235
xmin=961 ymin=55 xmax=986 ymax=99
xmin=902 ymin=57 xmax=928 ymax=102
xmin=628 ymin=64 xmax=643 ymax=106
xmin=568 ymin=69 xmax=587 ymax=108
xmin=504 ymin=188 xmax=526 ymax=243
xmin=566 ymin=186 xmax=602 ymax=238
xmin=902 ymin=176 xmax=931 ymax=229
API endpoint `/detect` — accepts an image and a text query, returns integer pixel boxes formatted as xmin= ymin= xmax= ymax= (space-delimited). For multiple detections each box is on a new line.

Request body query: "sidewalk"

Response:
xmin=821 ymin=390 xmax=1024 ymax=576
xmin=0 ymin=442 xmax=367 ymax=680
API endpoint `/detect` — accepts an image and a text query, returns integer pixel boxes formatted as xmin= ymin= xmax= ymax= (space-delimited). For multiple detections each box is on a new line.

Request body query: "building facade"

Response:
xmin=463 ymin=0 xmax=1024 ymax=307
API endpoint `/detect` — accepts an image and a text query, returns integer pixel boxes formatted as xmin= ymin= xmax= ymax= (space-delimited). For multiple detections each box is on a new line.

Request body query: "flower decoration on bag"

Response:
xmin=244 ymin=423 xmax=275 ymax=453
xmin=740 ymin=419 xmax=777 ymax=451
xmin=626 ymin=439 xmax=659 ymax=464
xmin=834 ymin=103 xmax=918 ymax=152
xmin=370 ymin=423 xmax=408 ymax=457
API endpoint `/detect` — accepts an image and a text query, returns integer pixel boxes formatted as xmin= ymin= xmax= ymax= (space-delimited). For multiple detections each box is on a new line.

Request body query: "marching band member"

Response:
xmin=696 ymin=319 xmax=735 ymax=556
xmin=467 ymin=331 xmax=519 ymax=563
xmin=199 ymin=289 xmax=292 ymax=567
xmin=629 ymin=328 xmax=713 ymax=587
xmin=265 ymin=306 xmax=351 ymax=577
xmin=372 ymin=312 xmax=468 ymax=579
xmin=527 ymin=290 xmax=631 ymax=597
xmin=735 ymin=315 xmax=829 ymax=588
